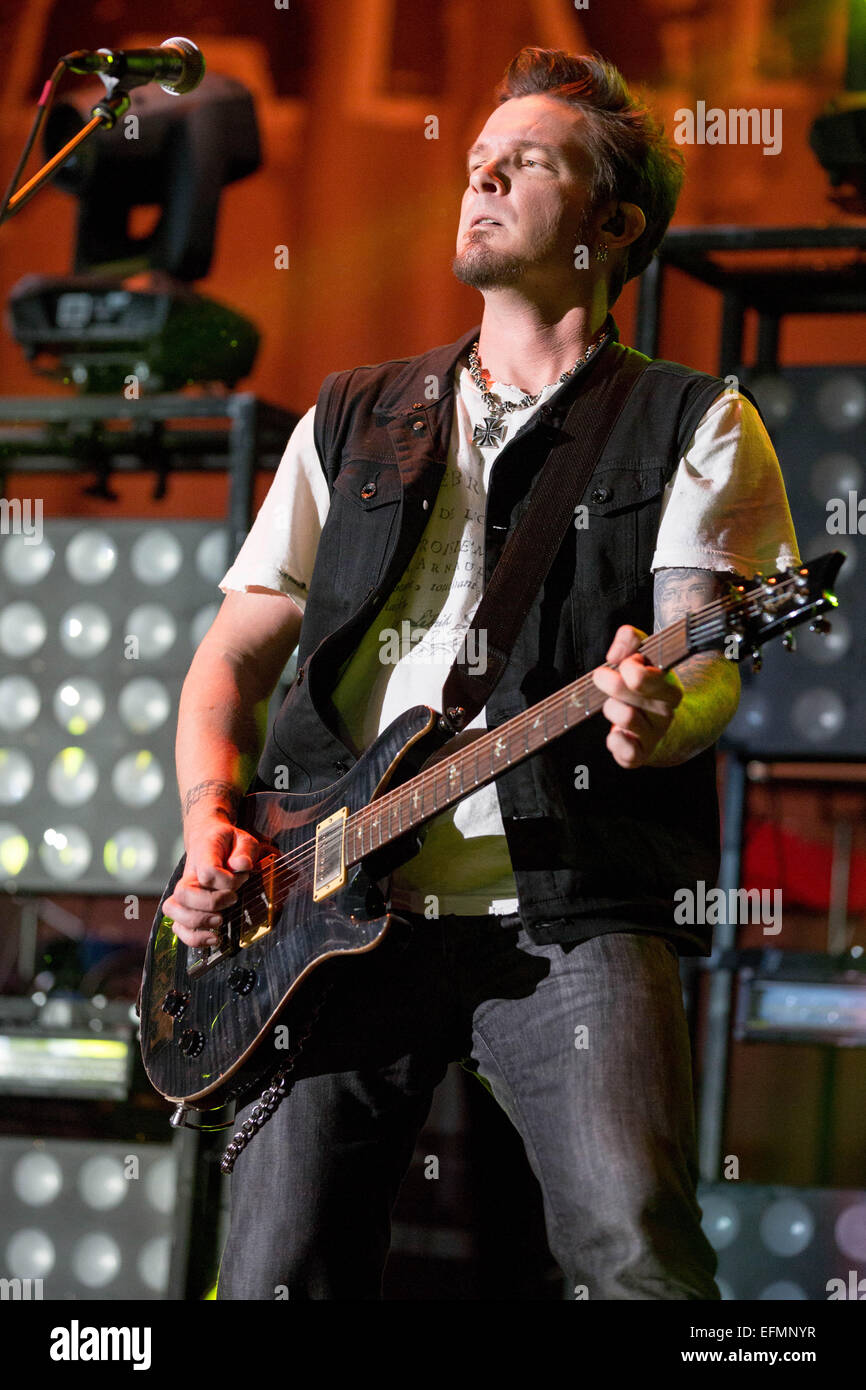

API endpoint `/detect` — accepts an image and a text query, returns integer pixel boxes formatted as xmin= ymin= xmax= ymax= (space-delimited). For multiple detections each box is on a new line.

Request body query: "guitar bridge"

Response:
xmin=313 ymin=806 xmax=348 ymax=901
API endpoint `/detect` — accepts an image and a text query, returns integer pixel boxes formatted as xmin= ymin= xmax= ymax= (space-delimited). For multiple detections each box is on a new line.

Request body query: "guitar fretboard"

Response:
xmin=347 ymin=617 xmax=690 ymax=862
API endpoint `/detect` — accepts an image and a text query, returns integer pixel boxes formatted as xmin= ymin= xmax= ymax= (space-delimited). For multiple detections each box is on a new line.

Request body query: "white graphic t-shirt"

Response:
xmin=220 ymin=361 xmax=799 ymax=915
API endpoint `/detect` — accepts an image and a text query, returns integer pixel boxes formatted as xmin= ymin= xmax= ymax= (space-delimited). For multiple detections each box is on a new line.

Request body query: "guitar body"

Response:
xmin=139 ymin=704 xmax=446 ymax=1109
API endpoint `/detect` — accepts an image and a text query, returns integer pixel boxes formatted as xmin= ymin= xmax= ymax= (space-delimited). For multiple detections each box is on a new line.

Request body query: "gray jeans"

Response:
xmin=216 ymin=913 xmax=720 ymax=1300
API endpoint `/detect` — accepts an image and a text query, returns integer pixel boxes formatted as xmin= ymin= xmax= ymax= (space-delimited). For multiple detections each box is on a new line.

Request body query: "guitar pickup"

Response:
xmin=186 ymin=934 xmax=238 ymax=980
xmin=313 ymin=806 xmax=348 ymax=901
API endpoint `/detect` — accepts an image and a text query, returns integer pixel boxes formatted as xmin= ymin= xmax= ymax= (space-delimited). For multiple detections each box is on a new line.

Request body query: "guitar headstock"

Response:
xmin=687 ymin=552 xmax=846 ymax=667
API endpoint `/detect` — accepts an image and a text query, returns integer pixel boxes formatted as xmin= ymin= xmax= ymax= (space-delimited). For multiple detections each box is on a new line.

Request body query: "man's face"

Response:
xmin=453 ymin=94 xmax=598 ymax=292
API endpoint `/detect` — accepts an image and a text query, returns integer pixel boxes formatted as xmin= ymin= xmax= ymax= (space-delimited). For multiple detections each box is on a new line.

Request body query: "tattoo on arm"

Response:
xmin=182 ymin=780 xmax=242 ymax=820
xmin=653 ymin=566 xmax=729 ymax=630
xmin=645 ymin=567 xmax=741 ymax=765
xmin=653 ymin=567 xmax=733 ymax=683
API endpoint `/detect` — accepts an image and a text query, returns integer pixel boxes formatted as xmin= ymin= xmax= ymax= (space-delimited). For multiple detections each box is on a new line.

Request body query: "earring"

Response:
xmin=595 ymin=243 xmax=609 ymax=263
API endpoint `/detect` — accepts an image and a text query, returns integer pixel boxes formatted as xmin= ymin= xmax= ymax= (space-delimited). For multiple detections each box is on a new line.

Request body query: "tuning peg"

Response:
xmin=809 ymin=617 xmax=831 ymax=634
xmin=782 ymin=631 xmax=797 ymax=652
xmin=751 ymin=649 xmax=763 ymax=673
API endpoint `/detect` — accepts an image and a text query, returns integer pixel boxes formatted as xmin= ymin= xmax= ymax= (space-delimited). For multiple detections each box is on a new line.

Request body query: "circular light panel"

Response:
xmin=59 ymin=604 xmax=111 ymax=658
xmin=125 ymin=604 xmax=176 ymax=659
xmin=130 ymin=528 xmax=183 ymax=585
xmin=0 ymin=749 xmax=34 ymax=805
xmin=0 ymin=602 xmax=47 ymax=657
xmin=46 ymin=748 xmax=99 ymax=807
xmin=112 ymin=751 xmax=164 ymax=807
xmin=65 ymin=529 xmax=118 ymax=584
xmin=53 ymin=677 xmax=105 ymax=735
xmin=196 ymin=528 xmax=229 ymax=583
xmin=1 ymin=534 xmax=55 ymax=586
xmin=12 ymin=1152 xmax=63 ymax=1206
xmin=0 ymin=676 xmax=41 ymax=730
xmin=39 ymin=825 xmax=92 ymax=881
xmin=103 ymin=827 xmax=159 ymax=883
xmin=118 ymin=678 xmax=171 ymax=734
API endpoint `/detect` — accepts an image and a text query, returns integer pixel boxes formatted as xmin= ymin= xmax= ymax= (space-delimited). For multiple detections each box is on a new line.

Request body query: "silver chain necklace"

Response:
xmin=469 ymin=327 xmax=609 ymax=449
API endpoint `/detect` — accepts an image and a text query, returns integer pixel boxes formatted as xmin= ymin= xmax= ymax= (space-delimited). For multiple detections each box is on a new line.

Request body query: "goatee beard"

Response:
xmin=451 ymin=243 xmax=525 ymax=290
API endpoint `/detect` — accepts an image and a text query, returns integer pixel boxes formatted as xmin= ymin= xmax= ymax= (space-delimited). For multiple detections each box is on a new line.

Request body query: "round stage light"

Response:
xmin=118 ymin=677 xmax=171 ymax=733
xmin=77 ymin=1154 xmax=128 ymax=1211
xmin=65 ymin=528 xmax=118 ymax=584
xmin=745 ymin=375 xmax=795 ymax=426
xmin=790 ymin=687 xmax=846 ymax=743
xmin=815 ymin=373 xmax=866 ymax=430
xmin=759 ymin=1197 xmax=815 ymax=1256
xmin=145 ymin=1155 xmax=177 ymax=1215
xmin=196 ymin=527 xmax=229 ymax=582
xmin=12 ymin=1151 xmax=63 ymax=1206
xmin=0 ymin=824 xmax=29 ymax=877
xmin=0 ymin=601 xmax=47 ymax=657
xmin=47 ymin=748 xmax=99 ymax=807
xmin=103 ymin=827 xmax=159 ymax=883
xmin=131 ymin=528 xmax=183 ymax=585
xmin=758 ymin=1281 xmax=808 ymax=1299
xmin=835 ymin=1203 xmax=866 ymax=1263
xmin=137 ymin=1234 xmax=172 ymax=1293
xmin=53 ymin=677 xmax=106 ymax=734
xmin=125 ymin=603 xmax=177 ymax=659
xmin=0 ymin=675 xmax=41 ymax=730
xmin=39 ymin=824 xmax=92 ymax=880
xmin=810 ymin=452 xmax=863 ymax=504
xmin=59 ymin=603 xmax=111 ymax=657
xmin=71 ymin=1231 xmax=122 ymax=1288
xmin=0 ymin=749 xmax=34 ymax=805
xmin=1 ymin=534 xmax=55 ymax=586
xmin=190 ymin=602 xmax=219 ymax=649
xmin=112 ymin=750 xmax=164 ymax=807
xmin=5 ymin=1228 xmax=55 ymax=1279
xmin=700 ymin=1193 xmax=741 ymax=1250
xmin=726 ymin=690 xmax=770 ymax=742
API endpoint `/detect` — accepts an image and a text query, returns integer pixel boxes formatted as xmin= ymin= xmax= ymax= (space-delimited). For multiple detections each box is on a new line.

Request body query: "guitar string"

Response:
xmin=213 ymin=576 xmax=812 ymax=932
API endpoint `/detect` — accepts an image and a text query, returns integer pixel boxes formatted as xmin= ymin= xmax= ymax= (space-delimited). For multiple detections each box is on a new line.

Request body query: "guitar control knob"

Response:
xmin=178 ymin=1028 xmax=205 ymax=1057
xmin=228 ymin=966 xmax=256 ymax=996
xmin=161 ymin=989 xmax=189 ymax=1017
xmin=809 ymin=617 xmax=831 ymax=634
xmin=782 ymin=631 xmax=796 ymax=652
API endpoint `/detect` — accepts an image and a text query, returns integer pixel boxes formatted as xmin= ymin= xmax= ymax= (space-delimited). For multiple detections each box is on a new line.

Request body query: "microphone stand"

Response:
xmin=1 ymin=73 xmax=138 ymax=226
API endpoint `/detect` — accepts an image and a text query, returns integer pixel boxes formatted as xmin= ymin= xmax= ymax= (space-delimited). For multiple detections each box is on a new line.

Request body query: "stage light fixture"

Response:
xmin=723 ymin=365 xmax=865 ymax=757
xmin=5 ymin=73 xmax=262 ymax=392
xmin=698 ymin=1182 xmax=866 ymax=1300
xmin=0 ymin=1136 xmax=183 ymax=1299
xmin=0 ymin=518 xmax=231 ymax=893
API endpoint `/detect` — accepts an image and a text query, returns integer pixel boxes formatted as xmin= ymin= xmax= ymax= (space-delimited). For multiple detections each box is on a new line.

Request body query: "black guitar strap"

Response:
xmin=441 ymin=339 xmax=650 ymax=729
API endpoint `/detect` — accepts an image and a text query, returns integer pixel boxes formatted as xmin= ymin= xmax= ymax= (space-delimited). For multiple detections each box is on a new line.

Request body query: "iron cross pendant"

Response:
xmin=473 ymin=415 xmax=507 ymax=449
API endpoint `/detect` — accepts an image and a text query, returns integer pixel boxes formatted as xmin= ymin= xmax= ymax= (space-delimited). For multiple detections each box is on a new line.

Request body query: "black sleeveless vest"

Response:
xmin=255 ymin=316 xmax=755 ymax=955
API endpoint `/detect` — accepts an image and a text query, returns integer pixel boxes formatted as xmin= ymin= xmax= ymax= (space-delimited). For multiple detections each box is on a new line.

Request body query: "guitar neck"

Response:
xmin=345 ymin=615 xmax=692 ymax=866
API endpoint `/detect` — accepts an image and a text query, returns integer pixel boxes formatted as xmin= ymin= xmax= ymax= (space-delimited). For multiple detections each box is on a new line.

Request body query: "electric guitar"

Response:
xmin=139 ymin=552 xmax=844 ymax=1109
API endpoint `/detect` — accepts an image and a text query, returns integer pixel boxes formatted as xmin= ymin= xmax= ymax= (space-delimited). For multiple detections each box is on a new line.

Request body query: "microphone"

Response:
xmin=62 ymin=37 xmax=205 ymax=95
